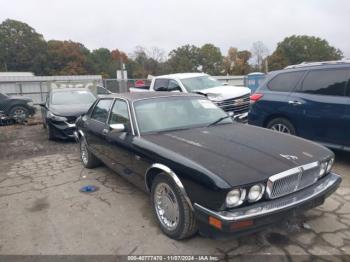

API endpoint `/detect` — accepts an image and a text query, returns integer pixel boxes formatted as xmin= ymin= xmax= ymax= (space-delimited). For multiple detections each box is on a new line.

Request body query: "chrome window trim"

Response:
xmin=108 ymin=97 xmax=135 ymax=136
xmin=266 ymin=161 xmax=319 ymax=199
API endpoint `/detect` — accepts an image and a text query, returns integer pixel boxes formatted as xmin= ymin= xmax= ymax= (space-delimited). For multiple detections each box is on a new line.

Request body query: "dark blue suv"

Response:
xmin=248 ymin=61 xmax=350 ymax=151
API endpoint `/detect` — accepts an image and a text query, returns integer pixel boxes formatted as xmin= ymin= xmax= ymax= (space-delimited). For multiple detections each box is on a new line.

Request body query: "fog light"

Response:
xmin=319 ymin=161 xmax=327 ymax=177
xmin=326 ymin=158 xmax=334 ymax=173
xmin=247 ymin=184 xmax=265 ymax=202
xmin=226 ymin=188 xmax=246 ymax=208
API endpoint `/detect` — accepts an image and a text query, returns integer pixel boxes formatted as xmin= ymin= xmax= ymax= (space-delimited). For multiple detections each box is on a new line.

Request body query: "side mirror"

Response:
xmin=39 ymin=103 xmax=46 ymax=108
xmin=109 ymin=123 xmax=125 ymax=132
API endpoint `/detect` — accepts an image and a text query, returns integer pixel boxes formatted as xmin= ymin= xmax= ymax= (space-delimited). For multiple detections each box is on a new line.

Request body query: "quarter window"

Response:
xmin=90 ymin=99 xmax=112 ymax=122
xmin=109 ymin=100 xmax=130 ymax=125
xmin=154 ymin=79 xmax=169 ymax=91
xmin=267 ymin=71 xmax=304 ymax=92
xmin=301 ymin=69 xmax=349 ymax=96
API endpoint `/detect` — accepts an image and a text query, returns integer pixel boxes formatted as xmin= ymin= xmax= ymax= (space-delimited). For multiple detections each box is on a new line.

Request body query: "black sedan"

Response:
xmin=40 ymin=88 xmax=96 ymax=140
xmin=75 ymin=92 xmax=341 ymax=239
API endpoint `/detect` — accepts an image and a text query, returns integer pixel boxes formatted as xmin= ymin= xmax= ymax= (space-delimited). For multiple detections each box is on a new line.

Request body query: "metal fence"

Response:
xmin=0 ymin=75 xmax=103 ymax=104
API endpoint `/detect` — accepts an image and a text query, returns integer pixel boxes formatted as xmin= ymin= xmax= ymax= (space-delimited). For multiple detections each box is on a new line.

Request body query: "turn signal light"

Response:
xmin=209 ymin=216 xmax=222 ymax=230
xmin=250 ymin=93 xmax=263 ymax=104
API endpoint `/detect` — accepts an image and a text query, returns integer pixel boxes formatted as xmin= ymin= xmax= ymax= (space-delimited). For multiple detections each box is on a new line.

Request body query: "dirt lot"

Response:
xmin=0 ymin=124 xmax=350 ymax=260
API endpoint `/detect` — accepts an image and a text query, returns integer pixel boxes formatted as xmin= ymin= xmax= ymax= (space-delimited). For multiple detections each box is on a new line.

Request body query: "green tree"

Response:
xmin=0 ymin=19 xmax=48 ymax=74
xmin=47 ymin=40 xmax=91 ymax=75
xmin=268 ymin=35 xmax=343 ymax=70
xmin=168 ymin=45 xmax=201 ymax=73
xmin=199 ymin=43 xmax=223 ymax=75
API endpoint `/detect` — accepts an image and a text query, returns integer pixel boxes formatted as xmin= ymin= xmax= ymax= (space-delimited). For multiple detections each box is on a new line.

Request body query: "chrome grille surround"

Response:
xmin=214 ymin=94 xmax=250 ymax=114
xmin=266 ymin=161 xmax=320 ymax=199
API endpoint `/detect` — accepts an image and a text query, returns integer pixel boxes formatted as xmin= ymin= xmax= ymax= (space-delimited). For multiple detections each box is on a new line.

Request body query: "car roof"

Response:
xmin=269 ymin=62 xmax=350 ymax=76
xmin=98 ymin=91 xmax=202 ymax=102
xmin=155 ymin=73 xmax=207 ymax=79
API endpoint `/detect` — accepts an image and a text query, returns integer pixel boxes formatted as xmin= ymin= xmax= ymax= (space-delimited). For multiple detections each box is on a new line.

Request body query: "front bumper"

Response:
xmin=194 ymin=173 xmax=341 ymax=236
xmin=48 ymin=120 xmax=76 ymax=139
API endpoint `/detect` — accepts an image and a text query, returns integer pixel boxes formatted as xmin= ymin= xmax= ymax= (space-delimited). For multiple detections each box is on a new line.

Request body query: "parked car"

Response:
xmin=40 ymin=88 xmax=96 ymax=140
xmin=248 ymin=60 xmax=350 ymax=151
xmin=74 ymin=92 xmax=341 ymax=240
xmin=0 ymin=92 xmax=36 ymax=120
xmin=130 ymin=73 xmax=251 ymax=122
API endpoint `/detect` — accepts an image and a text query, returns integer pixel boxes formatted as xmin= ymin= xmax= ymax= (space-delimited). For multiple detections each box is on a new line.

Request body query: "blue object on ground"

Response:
xmin=80 ymin=185 xmax=98 ymax=193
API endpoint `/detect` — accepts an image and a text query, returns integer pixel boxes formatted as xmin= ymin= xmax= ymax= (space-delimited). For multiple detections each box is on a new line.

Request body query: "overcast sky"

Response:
xmin=1 ymin=0 xmax=349 ymax=58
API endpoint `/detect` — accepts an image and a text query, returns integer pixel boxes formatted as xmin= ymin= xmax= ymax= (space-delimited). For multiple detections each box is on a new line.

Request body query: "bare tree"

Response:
xmin=251 ymin=41 xmax=269 ymax=71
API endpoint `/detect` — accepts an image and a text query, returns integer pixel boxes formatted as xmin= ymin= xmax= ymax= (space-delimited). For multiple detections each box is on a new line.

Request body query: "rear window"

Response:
xmin=154 ymin=79 xmax=169 ymax=91
xmin=267 ymin=71 xmax=304 ymax=92
xmin=301 ymin=69 xmax=349 ymax=96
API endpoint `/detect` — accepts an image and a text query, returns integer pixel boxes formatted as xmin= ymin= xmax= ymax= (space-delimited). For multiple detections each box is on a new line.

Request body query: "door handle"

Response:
xmin=288 ymin=100 xmax=303 ymax=105
xmin=102 ymin=128 xmax=109 ymax=135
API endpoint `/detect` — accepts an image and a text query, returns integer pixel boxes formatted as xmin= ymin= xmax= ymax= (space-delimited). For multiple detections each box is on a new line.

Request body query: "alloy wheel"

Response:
xmin=271 ymin=123 xmax=291 ymax=134
xmin=154 ymin=182 xmax=180 ymax=231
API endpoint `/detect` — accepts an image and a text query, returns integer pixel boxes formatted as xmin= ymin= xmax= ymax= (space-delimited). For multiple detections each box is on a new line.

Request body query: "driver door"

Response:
xmin=103 ymin=99 xmax=144 ymax=188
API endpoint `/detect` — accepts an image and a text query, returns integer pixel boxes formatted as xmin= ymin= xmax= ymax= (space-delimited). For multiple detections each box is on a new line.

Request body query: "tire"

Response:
xmin=80 ymin=137 xmax=101 ymax=169
xmin=9 ymin=106 xmax=29 ymax=120
xmin=47 ymin=123 xmax=55 ymax=140
xmin=267 ymin=117 xmax=296 ymax=135
xmin=151 ymin=173 xmax=198 ymax=240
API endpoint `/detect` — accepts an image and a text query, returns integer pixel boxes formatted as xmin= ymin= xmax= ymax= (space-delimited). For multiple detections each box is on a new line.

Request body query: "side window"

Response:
xmin=90 ymin=99 xmax=112 ymax=122
xmin=267 ymin=71 xmax=304 ymax=92
xmin=154 ymin=79 xmax=169 ymax=91
xmin=109 ymin=100 xmax=130 ymax=125
xmin=301 ymin=69 xmax=348 ymax=96
xmin=168 ymin=80 xmax=182 ymax=92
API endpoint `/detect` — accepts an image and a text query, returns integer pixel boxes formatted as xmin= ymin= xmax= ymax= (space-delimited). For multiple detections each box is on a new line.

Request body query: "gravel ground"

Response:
xmin=0 ymin=124 xmax=349 ymax=261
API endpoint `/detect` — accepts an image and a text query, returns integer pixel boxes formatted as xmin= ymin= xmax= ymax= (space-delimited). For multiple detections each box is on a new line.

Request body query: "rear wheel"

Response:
xmin=267 ymin=118 xmax=296 ymax=135
xmin=151 ymin=173 xmax=198 ymax=240
xmin=80 ymin=138 xmax=101 ymax=168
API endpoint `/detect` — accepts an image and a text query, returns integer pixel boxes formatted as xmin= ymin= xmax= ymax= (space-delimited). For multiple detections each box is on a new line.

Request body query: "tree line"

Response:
xmin=0 ymin=19 xmax=344 ymax=79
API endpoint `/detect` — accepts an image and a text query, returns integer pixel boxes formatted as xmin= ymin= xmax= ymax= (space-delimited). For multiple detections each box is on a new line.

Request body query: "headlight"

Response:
xmin=319 ymin=161 xmax=327 ymax=177
xmin=326 ymin=158 xmax=334 ymax=173
xmin=47 ymin=111 xmax=67 ymax=122
xmin=247 ymin=184 xmax=265 ymax=202
xmin=226 ymin=188 xmax=246 ymax=208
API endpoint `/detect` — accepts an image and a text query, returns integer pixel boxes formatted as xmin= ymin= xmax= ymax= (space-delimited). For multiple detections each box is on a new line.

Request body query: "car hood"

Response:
xmin=195 ymin=85 xmax=251 ymax=101
xmin=140 ymin=124 xmax=332 ymax=187
xmin=9 ymin=95 xmax=32 ymax=102
xmin=49 ymin=104 xmax=91 ymax=117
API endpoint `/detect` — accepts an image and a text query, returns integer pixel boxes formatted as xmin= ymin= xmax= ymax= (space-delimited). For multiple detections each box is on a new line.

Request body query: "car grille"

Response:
xmin=214 ymin=94 xmax=250 ymax=115
xmin=266 ymin=162 xmax=320 ymax=199
xmin=66 ymin=116 xmax=77 ymax=124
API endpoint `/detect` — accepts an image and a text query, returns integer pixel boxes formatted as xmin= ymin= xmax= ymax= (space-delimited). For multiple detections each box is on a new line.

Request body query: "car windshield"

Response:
xmin=181 ymin=76 xmax=223 ymax=92
xmin=51 ymin=90 xmax=96 ymax=105
xmin=134 ymin=97 xmax=232 ymax=134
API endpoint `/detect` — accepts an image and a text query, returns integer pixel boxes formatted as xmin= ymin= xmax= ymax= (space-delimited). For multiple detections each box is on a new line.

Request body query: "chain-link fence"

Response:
xmin=103 ymin=79 xmax=151 ymax=93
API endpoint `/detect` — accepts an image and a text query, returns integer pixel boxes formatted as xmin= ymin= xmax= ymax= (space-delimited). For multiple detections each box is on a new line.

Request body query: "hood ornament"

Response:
xmin=280 ymin=154 xmax=298 ymax=161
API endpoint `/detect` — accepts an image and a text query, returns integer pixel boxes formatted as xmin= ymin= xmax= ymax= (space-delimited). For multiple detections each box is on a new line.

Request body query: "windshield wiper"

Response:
xmin=207 ymin=115 xmax=232 ymax=127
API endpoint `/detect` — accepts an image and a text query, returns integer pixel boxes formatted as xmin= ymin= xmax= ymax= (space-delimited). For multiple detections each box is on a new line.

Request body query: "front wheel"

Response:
xmin=80 ymin=138 xmax=101 ymax=169
xmin=9 ymin=106 xmax=29 ymax=120
xmin=151 ymin=174 xmax=198 ymax=240
xmin=267 ymin=118 xmax=296 ymax=135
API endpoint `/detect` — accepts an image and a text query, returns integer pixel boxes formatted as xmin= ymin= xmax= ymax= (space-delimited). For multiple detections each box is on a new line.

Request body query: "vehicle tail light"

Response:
xmin=250 ymin=93 xmax=263 ymax=104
